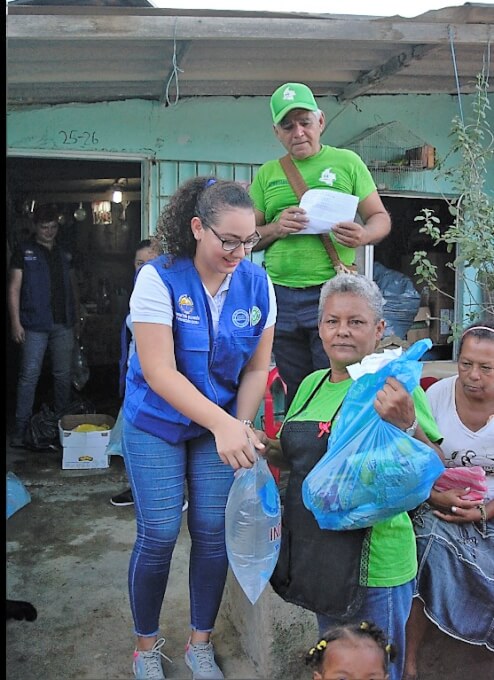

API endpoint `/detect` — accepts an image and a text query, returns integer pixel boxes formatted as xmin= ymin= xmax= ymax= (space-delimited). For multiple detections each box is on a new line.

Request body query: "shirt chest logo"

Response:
xmin=319 ymin=168 xmax=337 ymax=186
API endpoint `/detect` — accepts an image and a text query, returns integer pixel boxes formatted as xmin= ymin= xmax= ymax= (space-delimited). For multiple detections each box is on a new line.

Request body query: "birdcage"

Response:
xmin=344 ymin=122 xmax=436 ymax=192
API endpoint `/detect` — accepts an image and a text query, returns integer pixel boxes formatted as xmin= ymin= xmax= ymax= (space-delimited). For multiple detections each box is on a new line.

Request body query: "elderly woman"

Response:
xmin=403 ymin=321 xmax=494 ymax=680
xmin=262 ymin=273 xmax=443 ymax=680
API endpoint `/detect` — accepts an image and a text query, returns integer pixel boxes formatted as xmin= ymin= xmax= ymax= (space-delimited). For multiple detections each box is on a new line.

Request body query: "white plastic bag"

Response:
xmin=225 ymin=450 xmax=282 ymax=604
xmin=106 ymin=407 xmax=124 ymax=456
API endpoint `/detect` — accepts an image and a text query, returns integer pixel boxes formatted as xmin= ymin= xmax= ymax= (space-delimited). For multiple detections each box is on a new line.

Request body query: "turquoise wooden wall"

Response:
xmin=8 ymin=94 xmax=494 ymax=227
xmin=7 ymin=92 xmax=493 ymax=320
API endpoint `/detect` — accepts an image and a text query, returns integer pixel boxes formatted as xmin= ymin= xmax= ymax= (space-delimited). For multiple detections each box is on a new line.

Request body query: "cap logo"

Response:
xmin=283 ymin=86 xmax=297 ymax=102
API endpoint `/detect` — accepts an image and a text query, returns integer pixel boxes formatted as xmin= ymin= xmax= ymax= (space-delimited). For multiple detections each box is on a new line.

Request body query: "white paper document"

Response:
xmin=297 ymin=189 xmax=359 ymax=235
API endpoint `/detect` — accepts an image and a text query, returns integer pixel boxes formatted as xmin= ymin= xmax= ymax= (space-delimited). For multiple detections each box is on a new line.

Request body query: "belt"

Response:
xmin=281 ymin=284 xmax=323 ymax=291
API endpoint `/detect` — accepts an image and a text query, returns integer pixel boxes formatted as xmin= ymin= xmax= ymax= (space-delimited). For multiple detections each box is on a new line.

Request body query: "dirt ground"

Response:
xmin=7 ymin=439 xmax=494 ymax=680
xmin=5 ymin=356 xmax=493 ymax=680
xmin=6 ymin=445 xmax=264 ymax=680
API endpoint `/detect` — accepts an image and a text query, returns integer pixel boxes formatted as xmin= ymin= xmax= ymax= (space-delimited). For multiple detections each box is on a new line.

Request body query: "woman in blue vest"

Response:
xmin=122 ymin=177 xmax=276 ymax=680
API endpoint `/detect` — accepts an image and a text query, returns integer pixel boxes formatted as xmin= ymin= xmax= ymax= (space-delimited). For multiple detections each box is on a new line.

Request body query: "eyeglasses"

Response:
xmin=207 ymin=225 xmax=261 ymax=252
xmin=38 ymin=222 xmax=58 ymax=230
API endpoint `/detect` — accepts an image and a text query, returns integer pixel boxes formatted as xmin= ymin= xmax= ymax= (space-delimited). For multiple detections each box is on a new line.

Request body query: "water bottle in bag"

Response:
xmin=225 ymin=449 xmax=282 ymax=604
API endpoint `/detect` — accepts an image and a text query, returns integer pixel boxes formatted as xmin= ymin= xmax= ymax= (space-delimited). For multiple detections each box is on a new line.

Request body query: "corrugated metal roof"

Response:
xmin=6 ymin=2 xmax=493 ymax=108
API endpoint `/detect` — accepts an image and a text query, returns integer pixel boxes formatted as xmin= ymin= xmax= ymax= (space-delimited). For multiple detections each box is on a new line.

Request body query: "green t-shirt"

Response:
xmin=249 ymin=145 xmax=377 ymax=287
xmin=283 ymin=370 xmax=443 ymax=587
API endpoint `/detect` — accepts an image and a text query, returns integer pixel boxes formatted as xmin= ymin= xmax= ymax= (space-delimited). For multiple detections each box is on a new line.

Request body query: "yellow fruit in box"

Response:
xmin=72 ymin=423 xmax=111 ymax=432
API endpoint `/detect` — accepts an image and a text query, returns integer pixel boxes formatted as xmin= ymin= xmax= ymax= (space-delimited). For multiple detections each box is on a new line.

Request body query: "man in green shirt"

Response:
xmin=250 ymin=82 xmax=391 ymax=407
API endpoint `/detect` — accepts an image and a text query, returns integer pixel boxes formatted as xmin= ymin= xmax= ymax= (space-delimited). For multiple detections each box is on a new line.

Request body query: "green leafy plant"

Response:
xmin=411 ymin=70 xmax=494 ymax=339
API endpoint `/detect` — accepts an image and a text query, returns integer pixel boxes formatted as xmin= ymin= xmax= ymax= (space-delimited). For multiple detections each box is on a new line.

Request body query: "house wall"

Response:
xmin=7 ymin=93 xmax=493 ymax=333
xmin=7 ymin=92 xmax=494 ymax=191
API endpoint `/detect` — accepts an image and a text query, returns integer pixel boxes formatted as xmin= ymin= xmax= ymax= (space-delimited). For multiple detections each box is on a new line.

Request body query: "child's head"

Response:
xmin=305 ymin=620 xmax=396 ymax=680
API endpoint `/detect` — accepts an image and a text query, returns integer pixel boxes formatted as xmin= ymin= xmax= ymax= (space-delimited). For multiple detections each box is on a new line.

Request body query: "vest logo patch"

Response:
xmin=176 ymin=294 xmax=200 ymax=325
xmin=250 ymin=306 xmax=262 ymax=326
xmin=319 ymin=168 xmax=337 ymax=186
xmin=178 ymin=294 xmax=194 ymax=315
xmin=232 ymin=307 xmax=262 ymax=328
xmin=24 ymin=249 xmax=37 ymax=262
xmin=232 ymin=309 xmax=250 ymax=328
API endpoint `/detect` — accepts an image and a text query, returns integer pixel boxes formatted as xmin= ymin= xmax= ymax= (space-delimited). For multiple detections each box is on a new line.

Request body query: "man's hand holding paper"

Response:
xmin=296 ymin=189 xmax=359 ymax=236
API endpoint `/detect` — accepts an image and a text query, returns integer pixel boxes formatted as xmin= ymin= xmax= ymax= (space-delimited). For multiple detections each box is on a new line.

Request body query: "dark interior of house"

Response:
xmin=6 ymin=157 xmax=143 ymax=418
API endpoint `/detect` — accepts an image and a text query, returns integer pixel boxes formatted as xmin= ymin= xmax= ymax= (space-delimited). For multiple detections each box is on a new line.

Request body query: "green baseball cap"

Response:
xmin=270 ymin=82 xmax=318 ymax=125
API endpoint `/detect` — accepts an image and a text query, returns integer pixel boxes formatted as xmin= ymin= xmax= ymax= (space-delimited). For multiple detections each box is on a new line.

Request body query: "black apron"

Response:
xmin=270 ymin=373 xmax=371 ymax=620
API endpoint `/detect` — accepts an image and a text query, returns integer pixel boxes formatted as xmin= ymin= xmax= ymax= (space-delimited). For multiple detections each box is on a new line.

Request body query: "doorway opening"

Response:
xmin=376 ymin=194 xmax=456 ymax=361
xmin=7 ymin=156 xmax=143 ymax=415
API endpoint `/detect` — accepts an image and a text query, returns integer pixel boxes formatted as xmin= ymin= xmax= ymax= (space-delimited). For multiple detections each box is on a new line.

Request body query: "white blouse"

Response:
xmin=426 ymin=375 xmax=494 ymax=500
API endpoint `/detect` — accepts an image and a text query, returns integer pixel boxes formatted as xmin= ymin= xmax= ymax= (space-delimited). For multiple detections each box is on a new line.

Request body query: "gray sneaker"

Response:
xmin=184 ymin=639 xmax=224 ymax=679
xmin=133 ymin=637 xmax=171 ymax=679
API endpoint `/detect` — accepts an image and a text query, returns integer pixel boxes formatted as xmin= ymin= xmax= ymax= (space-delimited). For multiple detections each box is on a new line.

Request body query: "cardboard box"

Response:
xmin=428 ymin=290 xmax=455 ymax=344
xmin=400 ymin=252 xmax=455 ymax=344
xmin=406 ymin=306 xmax=431 ymax=343
xmin=59 ymin=414 xmax=115 ymax=470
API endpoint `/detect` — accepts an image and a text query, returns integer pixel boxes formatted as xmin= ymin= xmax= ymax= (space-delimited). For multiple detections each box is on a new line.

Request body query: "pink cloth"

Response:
xmin=433 ymin=466 xmax=487 ymax=501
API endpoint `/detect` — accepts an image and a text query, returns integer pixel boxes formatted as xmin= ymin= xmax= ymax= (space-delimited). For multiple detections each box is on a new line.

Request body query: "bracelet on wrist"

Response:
xmin=476 ymin=503 xmax=488 ymax=537
xmin=241 ymin=419 xmax=255 ymax=429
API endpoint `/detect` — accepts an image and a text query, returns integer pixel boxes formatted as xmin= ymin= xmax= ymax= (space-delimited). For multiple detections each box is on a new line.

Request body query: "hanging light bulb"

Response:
xmin=112 ymin=185 xmax=123 ymax=204
xmin=74 ymin=202 xmax=87 ymax=222
xmin=111 ymin=178 xmax=127 ymax=204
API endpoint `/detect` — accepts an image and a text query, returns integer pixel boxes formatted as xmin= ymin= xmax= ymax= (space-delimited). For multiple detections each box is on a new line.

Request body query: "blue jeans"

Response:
xmin=14 ymin=324 xmax=74 ymax=435
xmin=272 ymin=284 xmax=329 ymax=409
xmin=316 ymin=580 xmax=414 ymax=680
xmin=122 ymin=419 xmax=234 ymax=638
xmin=413 ymin=503 xmax=494 ymax=649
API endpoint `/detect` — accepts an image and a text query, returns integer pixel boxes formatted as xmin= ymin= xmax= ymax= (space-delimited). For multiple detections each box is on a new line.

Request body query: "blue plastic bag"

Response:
xmin=7 ymin=472 xmax=32 ymax=519
xmin=302 ymin=339 xmax=445 ymax=530
xmin=225 ymin=450 xmax=282 ymax=604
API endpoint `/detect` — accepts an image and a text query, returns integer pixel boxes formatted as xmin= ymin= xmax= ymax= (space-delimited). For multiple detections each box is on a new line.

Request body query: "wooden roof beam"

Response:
xmin=7 ymin=14 xmax=492 ymax=45
xmin=338 ymin=44 xmax=439 ymax=101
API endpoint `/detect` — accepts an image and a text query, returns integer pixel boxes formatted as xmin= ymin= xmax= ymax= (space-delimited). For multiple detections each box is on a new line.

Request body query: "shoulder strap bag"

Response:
xmin=279 ymin=154 xmax=358 ymax=275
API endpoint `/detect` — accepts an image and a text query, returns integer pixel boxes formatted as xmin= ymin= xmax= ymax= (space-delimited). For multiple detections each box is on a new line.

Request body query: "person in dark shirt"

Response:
xmin=7 ymin=203 xmax=79 ymax=447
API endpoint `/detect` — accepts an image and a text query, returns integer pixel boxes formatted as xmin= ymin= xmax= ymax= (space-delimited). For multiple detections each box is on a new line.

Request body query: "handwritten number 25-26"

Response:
xmin=59 ymin=130 xmax=99 ymax=146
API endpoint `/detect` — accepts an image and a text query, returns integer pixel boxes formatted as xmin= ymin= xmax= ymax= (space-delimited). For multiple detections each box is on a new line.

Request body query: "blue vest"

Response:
xmin=18 ymin=240 xmax=76 ymax=332
xmin=124 ymin=256 xmax=269 ymax=443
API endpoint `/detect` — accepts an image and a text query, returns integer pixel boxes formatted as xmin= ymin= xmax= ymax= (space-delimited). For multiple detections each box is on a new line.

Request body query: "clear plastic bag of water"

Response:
xmin=106 ymin=406 xmax=124 ymax=456
xmin=225 ymin=449 xmax=282 ymax=604
xmin=72 ymin=342 xmax=90 ymax=391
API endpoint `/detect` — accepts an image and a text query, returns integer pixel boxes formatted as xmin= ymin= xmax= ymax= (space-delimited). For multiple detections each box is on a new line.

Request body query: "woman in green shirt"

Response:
xmin=262 ymin=273 xmax=443 ymax=680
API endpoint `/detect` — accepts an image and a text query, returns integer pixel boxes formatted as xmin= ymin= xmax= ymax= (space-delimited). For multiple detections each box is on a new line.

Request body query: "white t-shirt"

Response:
xmin=130 ymin=264 xmax=277 ymax=336
xmin=426 ymin=375 xmax=494 ymax=500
